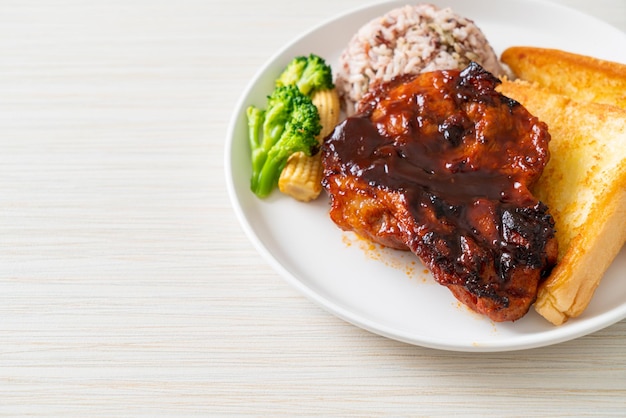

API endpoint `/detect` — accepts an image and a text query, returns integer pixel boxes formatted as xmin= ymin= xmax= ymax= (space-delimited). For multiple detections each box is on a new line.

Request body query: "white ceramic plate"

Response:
xmin=225 ymin=0 xmax=626 ymax=352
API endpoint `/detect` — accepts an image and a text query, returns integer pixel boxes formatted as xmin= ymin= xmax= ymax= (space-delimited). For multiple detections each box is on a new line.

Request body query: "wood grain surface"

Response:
xmin=1 ymin=0 xmax=625 ymax=416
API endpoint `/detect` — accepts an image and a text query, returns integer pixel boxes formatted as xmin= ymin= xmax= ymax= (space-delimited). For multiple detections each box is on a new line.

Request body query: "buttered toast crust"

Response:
xmin=501 ymin=47 xmax=626 ymax=111
xmin=497 ymin=80 xmax=626 ymax=325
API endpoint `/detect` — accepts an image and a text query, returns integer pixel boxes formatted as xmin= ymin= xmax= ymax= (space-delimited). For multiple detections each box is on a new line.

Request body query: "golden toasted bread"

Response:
xmin=497 ymin=79 xmax=626 ymax=325
xmin=501 ymin=47 xmax=626 ymax=110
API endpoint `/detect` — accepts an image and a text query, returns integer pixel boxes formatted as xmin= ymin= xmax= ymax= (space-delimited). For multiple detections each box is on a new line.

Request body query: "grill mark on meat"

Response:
xmin=322 ymin=63 xmax=558 ymax=322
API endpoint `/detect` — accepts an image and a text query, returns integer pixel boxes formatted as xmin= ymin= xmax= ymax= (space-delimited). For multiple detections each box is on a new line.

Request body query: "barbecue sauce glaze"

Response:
xmin=322 ymin=63 xmax=558 ymax=321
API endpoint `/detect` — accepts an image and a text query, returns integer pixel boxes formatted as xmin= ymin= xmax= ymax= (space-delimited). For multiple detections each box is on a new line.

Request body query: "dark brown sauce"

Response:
xmin=326 ymin=115 xmax=522 ymax=204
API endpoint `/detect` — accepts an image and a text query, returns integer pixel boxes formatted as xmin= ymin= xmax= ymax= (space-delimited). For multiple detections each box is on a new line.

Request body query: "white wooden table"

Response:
xmin=1 ymin=0 xmax=625 ymax=415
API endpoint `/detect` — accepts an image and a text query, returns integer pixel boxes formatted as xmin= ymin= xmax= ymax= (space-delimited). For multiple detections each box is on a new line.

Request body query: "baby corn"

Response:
xmin=278 ymin=151 xmax=324 ymax=202
xmin=311 ymin=87 xmax=341 ymax=139
xmin=279 ymin=88 xmax=341 ymax=201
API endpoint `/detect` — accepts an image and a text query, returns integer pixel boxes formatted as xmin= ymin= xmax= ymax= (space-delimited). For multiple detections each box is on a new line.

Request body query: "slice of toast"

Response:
xmin=497 ymin=79 xmax=626 ymax=325
xmin=501 ymin=47 xmax=626 ymax=111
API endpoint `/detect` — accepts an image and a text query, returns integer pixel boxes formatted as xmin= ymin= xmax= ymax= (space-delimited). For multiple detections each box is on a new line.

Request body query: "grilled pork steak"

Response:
xmin=321 ymin=63 xmax=558 ymax=322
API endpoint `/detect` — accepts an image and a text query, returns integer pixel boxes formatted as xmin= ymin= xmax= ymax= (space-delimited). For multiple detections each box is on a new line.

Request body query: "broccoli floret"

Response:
xmin=248 ymin=85 xmax=321 ymax=198
xmin=275 ymin=56 xmax=308 ymax=87
xmin=262 ymin=83 xmax=299 ymax=143
xmin=276 ymin=54 xmax=334 ymax=96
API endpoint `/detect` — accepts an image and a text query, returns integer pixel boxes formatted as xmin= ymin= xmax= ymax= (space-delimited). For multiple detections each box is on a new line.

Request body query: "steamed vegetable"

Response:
xmin=276 ymin=54 xmax=334 ymax=96
xmin=247 ymin=85 xmax=321 ymax=198
xmin=247 ymin=53 xmax=336 ymax=199
xmin=278 ymin=87 xmax=341 ymax=202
